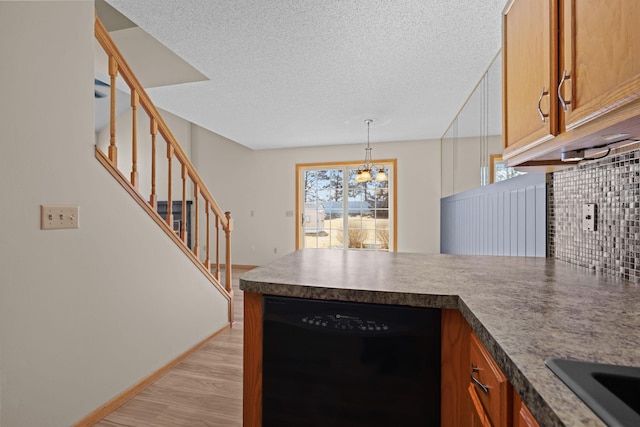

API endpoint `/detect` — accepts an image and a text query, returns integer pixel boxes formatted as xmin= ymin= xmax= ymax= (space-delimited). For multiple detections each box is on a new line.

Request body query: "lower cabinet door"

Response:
xmin=469 ymin=333 xmax=510 ymax=426
xmin=514 ymin=391 xmax=540 ymax=427
xmin=469 ymin=383 xmax=493 ymax=427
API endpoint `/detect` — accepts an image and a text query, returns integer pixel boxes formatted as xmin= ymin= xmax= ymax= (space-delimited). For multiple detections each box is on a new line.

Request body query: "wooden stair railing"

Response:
xmin=94 ymin=16 xmax=234 ymax=323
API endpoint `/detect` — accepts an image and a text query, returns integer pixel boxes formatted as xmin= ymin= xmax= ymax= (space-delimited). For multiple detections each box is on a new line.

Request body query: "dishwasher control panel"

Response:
xmin=301 ymin=313 xmax=390 ymax=332
xmin=263 ymin=295 xmax=440 ymax=336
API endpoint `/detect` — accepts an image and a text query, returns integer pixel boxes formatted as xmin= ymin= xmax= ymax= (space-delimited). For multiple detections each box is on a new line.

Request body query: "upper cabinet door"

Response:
xmin=503 ymin=0 xmax=559 ymax=154
xmin=560 ymin=0 xmax=640 ymax=131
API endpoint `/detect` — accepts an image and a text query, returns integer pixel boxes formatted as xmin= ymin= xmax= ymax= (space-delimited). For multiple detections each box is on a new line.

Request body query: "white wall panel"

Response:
xmin=440 ymin=174 xmax=547 ymax=257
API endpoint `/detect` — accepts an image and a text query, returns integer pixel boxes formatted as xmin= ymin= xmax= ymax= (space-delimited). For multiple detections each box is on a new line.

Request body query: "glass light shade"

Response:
xmin=356 ymin=169 xmax=371 ymax=183
xmin=375 ymin=170 xmax=388 ymax=182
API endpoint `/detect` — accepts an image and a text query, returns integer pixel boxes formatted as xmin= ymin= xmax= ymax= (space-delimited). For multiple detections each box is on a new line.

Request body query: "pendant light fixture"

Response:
xmin=355 ymin=119 xmax=388 ymax=183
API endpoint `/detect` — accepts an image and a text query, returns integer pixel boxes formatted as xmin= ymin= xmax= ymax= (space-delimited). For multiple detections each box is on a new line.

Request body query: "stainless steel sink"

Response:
xmin=545 ymin=358 xmax=640 ymax=427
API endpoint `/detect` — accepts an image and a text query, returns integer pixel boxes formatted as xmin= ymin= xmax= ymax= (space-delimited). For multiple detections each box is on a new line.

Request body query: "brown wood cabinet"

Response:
xmin=441 ymin=312 xmax=541 ymax=427
xmin=503 ymin=0 xmax=640 ymax=167
xmin=560 ymin=0 xmax=640 ymax=133
xmin=469 ymin=332 xmax=510 ymax=426
xmin=469 ymin=383 xmax=494 ymax=427
xmin=513 ymin=391 xmax=541 ymax=427
xmin=243 ymin=292 xmax=263 ymax=427
xmin=502 ymin=0 xmax=558 ymax=156
xmin=441 ymin=309 xmax=472 ymax=426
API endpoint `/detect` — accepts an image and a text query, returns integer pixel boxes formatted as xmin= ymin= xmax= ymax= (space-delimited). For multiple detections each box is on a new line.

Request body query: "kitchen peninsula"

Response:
xmin=239 ymin=249 xmax=640 ymax=426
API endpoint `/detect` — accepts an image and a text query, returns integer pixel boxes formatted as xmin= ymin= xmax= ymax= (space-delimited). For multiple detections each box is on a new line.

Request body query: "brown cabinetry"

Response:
xmin=502 ymin=0 xmax=558 ymax=156
xmin=468 ymin=332 xmax=510 ymax=426
xmin=441 ymin=312 xmax=540 ymax=427
xmin=441 ymin=309 xmax=471 ymax=426
xmin=513 ymin=390 xmax=541 ymax=427
xmin=469 ymin=382 xmax=494 ymax=427
xmin=503 ymin=0 xmax=640 ymax=166
xmin=560 ymin=0 xmax=640 ymax=132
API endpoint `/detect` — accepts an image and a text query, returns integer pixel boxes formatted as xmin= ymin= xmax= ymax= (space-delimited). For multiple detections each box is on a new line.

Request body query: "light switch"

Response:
xmin=41 ymin=205 xmax=79 ymax=230
xmin=582 ymin=204 xmax=596 ymax=231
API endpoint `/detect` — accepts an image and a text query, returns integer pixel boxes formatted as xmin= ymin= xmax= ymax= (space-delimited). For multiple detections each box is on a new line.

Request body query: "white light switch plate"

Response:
xmin=582 ymin=203 xmax=596 ymax=231
xmin=41 ymin=205 xmax=79 ymax=230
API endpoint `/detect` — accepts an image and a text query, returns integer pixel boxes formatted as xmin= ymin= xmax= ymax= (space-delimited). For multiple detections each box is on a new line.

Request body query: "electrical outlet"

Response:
xmin=41 ymin=205 xmax=79 ymax=230
xmin=582 ymin=204 xmax=596 ymax=231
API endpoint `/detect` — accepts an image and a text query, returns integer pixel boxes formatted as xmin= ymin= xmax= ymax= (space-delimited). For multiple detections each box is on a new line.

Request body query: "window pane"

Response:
xmin=302 ymin=164 xmax=392 ymax=252
xmin=303 ymin=170 xmax=325 ymax=248
xmin=304 ymin=169 xmax=344 ymax=249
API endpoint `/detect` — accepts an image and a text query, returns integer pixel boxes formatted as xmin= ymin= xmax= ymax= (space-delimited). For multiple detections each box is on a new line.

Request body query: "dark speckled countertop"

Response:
xmin=239 ymin=249 xmax=640 ymax=427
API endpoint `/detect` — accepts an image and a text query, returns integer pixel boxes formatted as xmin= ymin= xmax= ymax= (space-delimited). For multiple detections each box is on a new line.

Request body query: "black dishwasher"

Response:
xmin=262 ymin=295 xmax=441 ymax=427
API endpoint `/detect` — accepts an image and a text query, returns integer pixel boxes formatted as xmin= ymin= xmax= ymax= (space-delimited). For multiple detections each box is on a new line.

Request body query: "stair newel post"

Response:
xmin=108 ymin=55 xmax=118 ymax=165
xmin=149 ymin=118 xmax=158 ymax=209
xmin=205 ymin=200 xmax=211 ymax=272
xmin=193 ymin=183 xmax=200 ymax=257
xmin=130 ymin=90 xmax=139 ymax=189
xmin=181 ymin=163 xmax=187 ymax=244
xmin=166 ymin=144 xmax=174 ymax=228
xmin=225 ymin=211 xmax=233 ymax=293
xmin=215 ymin=215 xmax=220 ymax=281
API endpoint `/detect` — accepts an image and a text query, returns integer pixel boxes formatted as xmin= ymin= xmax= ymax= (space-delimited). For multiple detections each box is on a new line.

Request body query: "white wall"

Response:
xmin=443 ymin=134 xmax=503 ymax=196
xmin=0 ymin=3 xmax=229 ymax=426
xmin=192 ymin=126 xmax=442 ymax=266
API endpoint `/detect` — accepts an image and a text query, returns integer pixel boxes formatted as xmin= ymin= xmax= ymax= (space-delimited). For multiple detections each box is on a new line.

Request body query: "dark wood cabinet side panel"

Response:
xmin=441 ymin=309 xmax=471 ymax=426
xmin=243 ymin=292 xmax=263 ymax=427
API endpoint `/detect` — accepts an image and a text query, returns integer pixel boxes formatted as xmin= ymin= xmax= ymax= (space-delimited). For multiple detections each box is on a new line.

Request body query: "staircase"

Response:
xmin=93 ymin=16 xmax=234 ymax=322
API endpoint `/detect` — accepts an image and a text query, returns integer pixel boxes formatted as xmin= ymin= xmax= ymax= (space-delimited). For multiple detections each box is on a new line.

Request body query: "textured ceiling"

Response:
xmin=105 ymin=0 xmax=508 ymax=150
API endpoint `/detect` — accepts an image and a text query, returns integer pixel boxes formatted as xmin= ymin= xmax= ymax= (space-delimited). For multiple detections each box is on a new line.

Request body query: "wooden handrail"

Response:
xmin=95 ymin=18 xmax=230 ymax=230
xmin=94 ymin=16 xmax=233 ymax=320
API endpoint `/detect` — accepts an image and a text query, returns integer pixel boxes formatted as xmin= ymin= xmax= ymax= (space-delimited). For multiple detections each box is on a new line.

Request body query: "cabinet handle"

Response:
xmin=471 ymin=364 xmax=489 ymax=394
xmin=537 ymin=87 xmax=549 ymax=123
xmin=558 ymin=70 xmax=572 ymax=112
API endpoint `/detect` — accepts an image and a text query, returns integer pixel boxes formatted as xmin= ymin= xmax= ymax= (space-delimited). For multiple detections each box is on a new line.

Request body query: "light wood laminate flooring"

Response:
xmin=96 ymin=268 xmax=249 ymax=427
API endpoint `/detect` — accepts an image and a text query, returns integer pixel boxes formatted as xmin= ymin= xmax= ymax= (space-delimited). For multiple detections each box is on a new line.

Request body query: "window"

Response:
xmin=296 ymin=161 xmax=396 ymax=251
xmin=489 ymin=154 xmax=526 ymax=184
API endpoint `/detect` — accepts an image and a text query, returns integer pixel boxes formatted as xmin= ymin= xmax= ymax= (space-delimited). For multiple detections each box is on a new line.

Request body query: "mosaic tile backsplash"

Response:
xmin=548 ymin=148 xmax=640 ymax=283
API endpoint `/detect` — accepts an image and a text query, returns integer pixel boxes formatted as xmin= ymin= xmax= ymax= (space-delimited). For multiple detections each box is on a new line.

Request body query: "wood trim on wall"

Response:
xmin=489 ymin=154 xmax=502 ymax=184
xmin=72 ymin=323 xmax=230 ymax=426
xmin=295 ymin=159 xmax=398 ymax=251
xmin=390 ymin=159 xmax=398 ymax=252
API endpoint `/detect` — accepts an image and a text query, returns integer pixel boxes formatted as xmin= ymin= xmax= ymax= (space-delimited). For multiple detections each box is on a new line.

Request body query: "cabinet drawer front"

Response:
xmin=469 ymin=333 xmax=510 ymax=427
